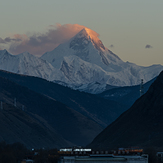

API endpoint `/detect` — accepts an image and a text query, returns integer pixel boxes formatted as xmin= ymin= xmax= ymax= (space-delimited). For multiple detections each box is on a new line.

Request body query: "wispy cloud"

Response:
xmin=0 ymin=37 xmax=21 ymax=44
xmin=109 ymin=44 xmax=114 ymax=48
xmin=0 ymin=24 xmax=97 ymax=56
xmin=145 ymin=44 xmax=153 ymax=49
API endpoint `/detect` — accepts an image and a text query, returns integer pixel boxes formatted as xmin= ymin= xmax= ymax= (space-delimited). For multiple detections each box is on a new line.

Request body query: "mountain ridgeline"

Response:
xmin=0 ymin=27 xmax=163 ymax=94
xmin=0 ymin=102 xmax=69 ymax=149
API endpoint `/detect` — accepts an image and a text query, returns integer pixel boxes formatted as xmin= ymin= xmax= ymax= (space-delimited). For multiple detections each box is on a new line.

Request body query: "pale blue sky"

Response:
xmin=0 ymin=0 xmax=163 ymax=66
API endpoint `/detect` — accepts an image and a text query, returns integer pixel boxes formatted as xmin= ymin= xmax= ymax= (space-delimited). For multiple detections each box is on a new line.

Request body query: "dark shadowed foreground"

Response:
xmin=0 ymin=76 xmax=102 ymax=148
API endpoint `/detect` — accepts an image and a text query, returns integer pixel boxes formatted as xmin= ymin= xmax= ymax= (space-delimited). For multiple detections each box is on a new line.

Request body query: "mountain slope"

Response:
xmin=0 ymin=76 xmax=103 ymax=146
xmin=88 ymin=71 xmax=163 ymax=150
xmin=98 ymin=77 xmax=156 ymax=111
xmin=41 ymin=28 xmax=122 ymax=71
xmin=0 ymin=70 xmax=124 ymax=127
xmin=0 ymin=49 xmax=67 ymax=82
xmin=0 ymin=102 xmax=70 ymax=149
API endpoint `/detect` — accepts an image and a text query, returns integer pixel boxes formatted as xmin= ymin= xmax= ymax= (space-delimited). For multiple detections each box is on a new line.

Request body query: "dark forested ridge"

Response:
xmin=0 ymin=102 xmax=70 ymax=149
xmin=0 ymin=70 xmax=124 ymax=127
xmin=0 ymin=76 xmax=102 ymax=147
xmin=98 ymin=77 xmax=156 ymax=112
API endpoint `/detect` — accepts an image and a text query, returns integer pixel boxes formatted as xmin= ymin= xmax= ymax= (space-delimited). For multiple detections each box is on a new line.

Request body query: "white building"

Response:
xmin=59 ymin=154 xmax=148 ymax=163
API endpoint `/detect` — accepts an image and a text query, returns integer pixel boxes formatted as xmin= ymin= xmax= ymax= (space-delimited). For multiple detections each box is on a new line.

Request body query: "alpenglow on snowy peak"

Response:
xmin=41 ymin=27 xmax=163 ymax=93
xmin=41 ymin=28 xmax=122 ymax=71
xmin=0 ymin=27 xmax=163 ymax=94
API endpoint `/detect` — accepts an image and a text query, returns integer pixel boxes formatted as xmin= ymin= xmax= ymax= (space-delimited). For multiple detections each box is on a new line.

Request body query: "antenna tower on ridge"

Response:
xmin=140 ymin=79 xmax=144 ymax=97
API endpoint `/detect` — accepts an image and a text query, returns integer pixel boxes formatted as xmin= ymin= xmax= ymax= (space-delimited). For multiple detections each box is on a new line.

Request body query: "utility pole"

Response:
xmin=140 ymin=79 xmax=144 ymax=97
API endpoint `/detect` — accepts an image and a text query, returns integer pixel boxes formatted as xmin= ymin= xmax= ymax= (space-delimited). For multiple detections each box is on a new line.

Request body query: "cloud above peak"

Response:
xmin=0 ymin=36 xmax=22 ymax=44
xmin=0 ymin=24 xmax=97 ymax=56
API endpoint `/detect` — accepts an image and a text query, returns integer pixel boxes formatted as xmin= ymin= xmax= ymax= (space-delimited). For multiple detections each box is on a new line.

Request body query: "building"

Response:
xmin=58 ymin=148 xmax=148 ymax=163
xmin=59 ymin=155 xmax=148 ymax=163
xmin=157 ymin=152 xmax=163 ymax=163
xmin=21 ymin=159 xmax=34 ymax=163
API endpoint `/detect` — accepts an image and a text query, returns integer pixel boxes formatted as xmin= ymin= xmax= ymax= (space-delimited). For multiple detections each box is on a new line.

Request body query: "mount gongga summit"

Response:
xmin=0 ymin=27 xmax=163 ymax=93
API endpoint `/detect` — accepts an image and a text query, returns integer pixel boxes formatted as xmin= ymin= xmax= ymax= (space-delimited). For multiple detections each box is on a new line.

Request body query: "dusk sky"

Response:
xmin=0 ymin=0 xmax=163 ymax=66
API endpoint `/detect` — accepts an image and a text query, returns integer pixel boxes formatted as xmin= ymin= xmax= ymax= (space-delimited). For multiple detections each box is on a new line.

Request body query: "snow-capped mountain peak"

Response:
xmin=0 ymin=49 xmax=7 ymax=54
xmin=69 ymin=28 xmax=105 ymax=52
xmin=41 ymin=28 xmax=122 ymax=71
xmin=1 ymin=27 xmax=163 ymax=94
xmin=71 ymin=29 xmax=122 ymax=69
xmin=18 ymin=51 xmax=35 ymax=60
xmin=0 ymin=49 xmax=12 ymax=58
xmin=0 ymin=49 xmax=60 ymax=80
xmin=40 ymin=27 xmax=163 ymax=93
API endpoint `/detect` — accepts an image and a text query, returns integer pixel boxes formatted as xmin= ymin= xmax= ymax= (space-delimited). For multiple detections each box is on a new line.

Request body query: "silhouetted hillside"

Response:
xmin=88 ymin=71 xmax=163 ymax=151
xmin=0 ymin=70 xmax=123 ymax=127
xmin=0 ymin=76 xmax=102 ymax=146
xmin=0 ymin=102 xmax=70 ymax=149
